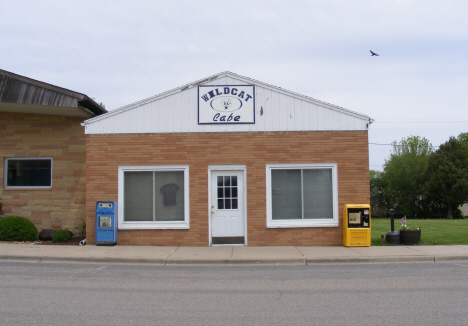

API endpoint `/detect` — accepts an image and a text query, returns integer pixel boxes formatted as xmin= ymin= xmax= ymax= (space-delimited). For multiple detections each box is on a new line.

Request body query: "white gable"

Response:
xmin=83 ymin=72 xmax=373 ymax=134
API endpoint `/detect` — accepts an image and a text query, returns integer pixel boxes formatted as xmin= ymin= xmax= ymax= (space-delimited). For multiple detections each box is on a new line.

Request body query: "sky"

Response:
xmin=2 ymin=1 xmax=467 ymax=170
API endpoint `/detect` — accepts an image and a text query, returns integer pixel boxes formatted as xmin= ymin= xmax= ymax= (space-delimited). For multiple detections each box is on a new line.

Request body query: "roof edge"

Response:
xmin=0 ymin=69 xmax=107 ymax=116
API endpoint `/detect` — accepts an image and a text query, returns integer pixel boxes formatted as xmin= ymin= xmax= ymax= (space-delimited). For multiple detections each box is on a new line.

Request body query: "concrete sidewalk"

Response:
xmin=1 ymin=243 xmax=468 ymax=265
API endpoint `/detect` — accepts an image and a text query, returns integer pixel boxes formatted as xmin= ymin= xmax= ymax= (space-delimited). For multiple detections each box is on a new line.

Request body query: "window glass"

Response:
xmin=154 ymin=171 xmax=184 ymax=221
xmin=303 ymin=169 xmax=333 ymax=219
xmin=124 ymin=172 xmax=153 ymax=221
xmin=119 ymin=166 xmax=188 ymax=229
xmin=216 ymin=175 xmax=238 ymax=210
xmin=6 ymin=158 xmax=51 ymax=187
xmin=271 ymin=169 xmax=302 ymax=220
xmin=266 ymin=164 xmax=337 ymax=228
xmin=124 ymin=171 xmax=184 ymax=222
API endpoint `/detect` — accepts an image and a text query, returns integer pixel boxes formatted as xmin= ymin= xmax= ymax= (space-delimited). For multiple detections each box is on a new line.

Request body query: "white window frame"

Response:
xmin=118 ymin=165 xmax=190 ymax=229
xmin=4 ymin=157 xmax=52 ymax=189
xmin=266 ymin=163 xmax=338 ymax=228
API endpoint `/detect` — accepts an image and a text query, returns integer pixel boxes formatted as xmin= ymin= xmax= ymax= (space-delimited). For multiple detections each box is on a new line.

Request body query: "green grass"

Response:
xmin=371 ymin=218 xmax=468 ymax=246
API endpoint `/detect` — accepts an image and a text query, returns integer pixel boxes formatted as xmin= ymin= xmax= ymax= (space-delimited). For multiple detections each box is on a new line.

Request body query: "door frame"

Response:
xmin=208 ymin=165 xmax=247 ymax=246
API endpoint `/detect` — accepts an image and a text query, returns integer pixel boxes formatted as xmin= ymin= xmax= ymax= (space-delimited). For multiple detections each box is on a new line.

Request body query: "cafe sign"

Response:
xmin=198 ymin=85 xmax=255 ymax=124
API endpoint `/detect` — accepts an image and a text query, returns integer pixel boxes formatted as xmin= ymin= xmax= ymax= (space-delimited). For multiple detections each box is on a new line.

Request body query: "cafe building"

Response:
xmin=83 ymin=72 xmax=372 ymax=246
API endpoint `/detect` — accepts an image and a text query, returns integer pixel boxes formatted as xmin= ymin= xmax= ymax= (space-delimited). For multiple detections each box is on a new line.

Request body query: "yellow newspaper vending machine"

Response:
xmin=343 ymin=204 xmax=371 ymax=247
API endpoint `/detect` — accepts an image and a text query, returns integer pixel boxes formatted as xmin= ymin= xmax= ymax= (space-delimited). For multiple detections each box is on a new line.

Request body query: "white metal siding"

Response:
xmin=84 ymin=75 xmax=369 ymax=135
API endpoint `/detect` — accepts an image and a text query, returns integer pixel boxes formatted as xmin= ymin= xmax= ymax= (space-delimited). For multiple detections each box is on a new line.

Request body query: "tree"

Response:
xmin=381 ymin=136 xmax=433 ymax=217
xmin=370 ymin=170 xmax=389 ymax=217
xmin=425 ymin=137 xmax=468 ymax=219
xmin=457 ymin=132 xmax=468 ymax=148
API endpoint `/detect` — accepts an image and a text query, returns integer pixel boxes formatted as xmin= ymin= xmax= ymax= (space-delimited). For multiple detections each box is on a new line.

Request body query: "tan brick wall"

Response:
xmin=0 ymin=112 xmax=87 ymax=233
xmin=86 ymin=131 xmax=370 ymax=246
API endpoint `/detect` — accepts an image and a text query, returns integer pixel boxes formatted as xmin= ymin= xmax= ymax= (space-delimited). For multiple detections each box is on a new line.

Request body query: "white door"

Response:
xmin=210 ymin=170 xmax=245 ymax=245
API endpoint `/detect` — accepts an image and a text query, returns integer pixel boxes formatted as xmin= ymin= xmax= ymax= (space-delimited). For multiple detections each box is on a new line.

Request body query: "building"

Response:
xmin=83 ymin=72 xmax=372 ymax=246
xmin=0 ymin=69 xmax=106 ymax=231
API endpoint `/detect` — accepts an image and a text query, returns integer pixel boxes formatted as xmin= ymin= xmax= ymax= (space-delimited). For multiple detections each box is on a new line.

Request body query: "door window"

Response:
xmin=217 ymin=175 xmax=238 ymax=210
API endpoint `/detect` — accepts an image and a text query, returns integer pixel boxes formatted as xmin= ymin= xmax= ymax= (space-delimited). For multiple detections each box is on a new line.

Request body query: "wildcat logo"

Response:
xmin=210 ymin=97 xmax=242 ymax=112
xmin=221 ymin=99 xmax=231 ymax=110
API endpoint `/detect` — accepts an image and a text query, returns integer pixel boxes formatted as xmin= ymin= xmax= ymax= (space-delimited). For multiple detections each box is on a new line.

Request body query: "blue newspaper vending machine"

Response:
xmin=96 ymin=201 xmax=118 ymax=245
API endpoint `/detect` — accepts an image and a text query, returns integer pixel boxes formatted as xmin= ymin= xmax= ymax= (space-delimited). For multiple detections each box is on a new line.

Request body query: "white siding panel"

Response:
xmin=211 ymin=77 xmax=222 ymax=86
xmin=339 ymin=113 xmax=349 ymax=130
xmin=278 ymin=93 xmax=287 ymax=131
xmin=120 ymin=110 xmax=130 ymax=133
xmin=316 ymin=104 xmax=326 ymax=131
xmin=307 ymin=104 xmax=315 ymax=131
xmin=151 ymin=101 xmax=159 ymax=132
xmin=294 ymin=98 xmax=303 ymax=131
xmin=104 ymin=115 xmax=114 ymax=134
xmin=159 ymin=97 xmax=167 ymax=133
xmin=356 ymin=117 xmax=367 ymax=130
xmin=287 ymin=95 xmax=295 ymax=131
xmin=114 ymin=112 xmax=121 ymax=134
xmin=142 ymin=103 xmax=151 ymax=133
xmin=324 ymin=107 xmax=333 ymax=130
xmin=180 ymin=88 xmax=189 ymax=132
xmin=166 ymin=94 xmax=174 ymax=133
xmin=187 ymin=87 xmax=198 ymax=133
xmin=119 ymin=110 xmax=130 ymax=133
xmin=271 ymin=90 xmax=280 ymax=131
xmin=302 ymin=101 xmax=310 ymax=131
xmin=264 ymin=88 xmax=273 ymax=132
xmin=234 ymin=122 xmax=250 ymax=133
xmin=173 ymin=91 xmax=182 ymax=132
xmin=210 ymin=122 xmax=225 ymax=133
xmin=129 ymin=108 xmax=139 ymax=133
xmin=252 ymin=86 xmax=264 ymax=132
xmin=331 ymin=111 xmax=340 ymax=130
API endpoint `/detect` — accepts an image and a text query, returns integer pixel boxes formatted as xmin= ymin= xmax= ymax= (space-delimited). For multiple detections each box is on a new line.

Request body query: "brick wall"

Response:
xmin=0 ymin=112 xmax=87 ymax=232
xmin=86 ymin=131 xmax=370 ymax=246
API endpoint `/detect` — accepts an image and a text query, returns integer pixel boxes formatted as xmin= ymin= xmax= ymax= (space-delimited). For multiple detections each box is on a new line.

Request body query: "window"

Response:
xmin=266 ymin=163 xmax=338 ymax=228
xmin=4 ymin=158 xmax=52 ymax=188
xmin=217 ymin=175 xmax=238 ymax=210
xmin=118 ymin=165 xmax=189 ymax=229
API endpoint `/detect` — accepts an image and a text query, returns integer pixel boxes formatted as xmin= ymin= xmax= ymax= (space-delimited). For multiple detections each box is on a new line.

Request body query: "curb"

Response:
xmin=3 ymin=254 xmax=468 ymax=265
xmin=0 ymin=255 xmax=168 ymax=265
xmin=164 ymin=258 xmax=307 ymax=265
xmin=305 ymin=256 xmax=436 ymax=264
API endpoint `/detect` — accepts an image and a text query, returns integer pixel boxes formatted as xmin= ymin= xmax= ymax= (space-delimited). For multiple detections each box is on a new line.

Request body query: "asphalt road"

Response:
xmin=1 ymin=261 xmax=468 ymax=326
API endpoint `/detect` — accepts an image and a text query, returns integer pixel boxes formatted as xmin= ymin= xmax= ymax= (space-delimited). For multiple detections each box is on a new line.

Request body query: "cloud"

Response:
xmin=1 ymin=1 xmax=467 ymax=170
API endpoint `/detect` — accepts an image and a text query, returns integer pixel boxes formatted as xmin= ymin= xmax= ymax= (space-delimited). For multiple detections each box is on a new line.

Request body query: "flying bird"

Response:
xmin=370 ymin=50 xmax=379 ymax=56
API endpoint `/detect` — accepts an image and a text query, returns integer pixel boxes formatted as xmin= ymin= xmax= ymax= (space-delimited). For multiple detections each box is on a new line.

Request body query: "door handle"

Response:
xmin=212 ymin=211 xmax=215 ymax=214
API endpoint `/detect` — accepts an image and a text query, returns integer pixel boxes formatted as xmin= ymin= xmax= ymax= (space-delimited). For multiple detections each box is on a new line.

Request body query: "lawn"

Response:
xmin=371 ymin=218 xmax=468 ymax=246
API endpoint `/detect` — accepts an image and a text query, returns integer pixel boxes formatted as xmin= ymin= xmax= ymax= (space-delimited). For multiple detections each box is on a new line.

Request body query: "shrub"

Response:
xmin=52 ymin=229 xmax=72 ymax=243
xmin=0 ymin=216 xmax=38 ymax=241
xmin=75 ymin=220 xmax=86 ymax=237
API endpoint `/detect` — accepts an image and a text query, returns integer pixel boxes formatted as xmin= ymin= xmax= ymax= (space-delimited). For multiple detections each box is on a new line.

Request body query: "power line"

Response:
xmin=373 ymin=118 xmax=468 ymax=124
xmin=369 ymin=142 xmax=439 ymax=148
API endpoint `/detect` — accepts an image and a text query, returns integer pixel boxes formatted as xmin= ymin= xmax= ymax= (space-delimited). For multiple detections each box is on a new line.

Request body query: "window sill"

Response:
xmin=267 ymin=220 xmax=339 ymax=228
xmin=118 ymin=222 xmax=189 ymax=230
xmin=3 ymin=187 xmax=52 ymax=190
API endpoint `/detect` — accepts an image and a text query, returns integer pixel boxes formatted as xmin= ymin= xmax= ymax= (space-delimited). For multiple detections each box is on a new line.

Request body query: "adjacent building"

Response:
xmin=0 ymin=69 xmax=106 ymax=231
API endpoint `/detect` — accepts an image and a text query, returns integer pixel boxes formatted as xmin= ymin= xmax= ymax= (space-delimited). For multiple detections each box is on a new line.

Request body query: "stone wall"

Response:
xmin=0 ymin=112 xmax=87 ymax=232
